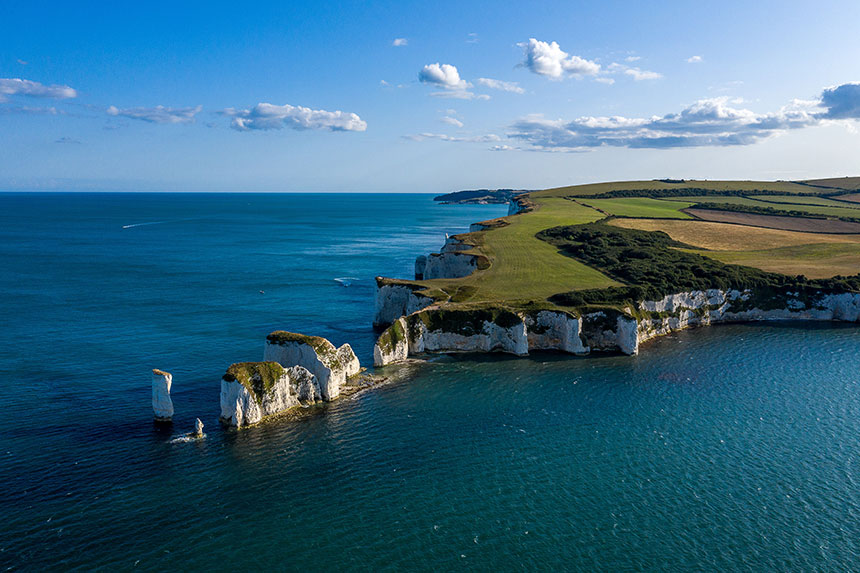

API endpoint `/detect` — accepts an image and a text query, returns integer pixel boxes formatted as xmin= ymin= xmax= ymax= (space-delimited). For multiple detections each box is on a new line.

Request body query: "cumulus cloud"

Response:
xmin=476 ymin=78 xmax=524 ymax=94
xmin=0 ymin=78 xmax=77 ymax=101
xmin=441 ymin=116 xmax=464 ymax=128
xmin=819 ymin=82 xmax=860 ymax=119
xmin=223 ymin=103 xmax=367 ymax=132
xmin=419 ymin=63 xmax=469 ymax=90
xmin=687 ymin=55 xmax=704 ymax=63
xmin=520 ymin=38 xmax=600 ymax=79
xmin=403 ymin=132 xmax=501 ymax=143
xmin=107 ymin=105 xmax=201 ymax=124
xmin=508 ymin=96 xmax=821 ymax=150
xmin=624 ymin=68 xmax=663 ymax=81
xmin=393 ymin=38 xmax=408 ymax=47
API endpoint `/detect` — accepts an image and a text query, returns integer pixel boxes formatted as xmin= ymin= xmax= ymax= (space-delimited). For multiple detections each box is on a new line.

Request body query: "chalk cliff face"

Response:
xmin=373 ymin=317 xmax=409 ymax=366
xmin=263 ymin=331 xmax=360 ymax=401
xmin=219 ymin=362 xmax=321 ymax=428
xmin=374 ymin=280 xmax=435 ymax=328
xmin=151 ymin=369 xmax=174 ymax=422
xmin=423 ymin=252 xmax=478 ymax=280
xmin=372 ymin=289 xmax=860 ymax=366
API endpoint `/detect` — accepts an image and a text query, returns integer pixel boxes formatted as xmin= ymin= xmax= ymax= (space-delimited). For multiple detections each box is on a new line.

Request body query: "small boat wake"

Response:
xmin=122 ymin=221 xmax=168 ymax=229
xmin=334 ymin=277 xmax=359 ymax=287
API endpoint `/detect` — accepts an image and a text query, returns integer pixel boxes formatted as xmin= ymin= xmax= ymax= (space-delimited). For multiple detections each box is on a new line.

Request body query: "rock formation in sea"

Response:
xmin=192 ymin=418 xmax=204 ymax=438
xmin=151 ymin=369 xmax=174 ymax=422
xmin=219 ymin=362 xmax=322 ymax=427
xmin=263 ymin=331 xmax=360 ymax=401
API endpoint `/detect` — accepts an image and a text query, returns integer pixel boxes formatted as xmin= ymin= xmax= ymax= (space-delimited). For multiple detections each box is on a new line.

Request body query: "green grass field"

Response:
xmin=425 ymin=197 xmax=619 ymax=303
xmin=577 ymin=197 xmax=694 ymax=219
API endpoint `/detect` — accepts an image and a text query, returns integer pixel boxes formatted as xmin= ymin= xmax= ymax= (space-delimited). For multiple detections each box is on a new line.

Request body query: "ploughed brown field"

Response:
xmin=684 ymin=208 xmax=860 ymax=234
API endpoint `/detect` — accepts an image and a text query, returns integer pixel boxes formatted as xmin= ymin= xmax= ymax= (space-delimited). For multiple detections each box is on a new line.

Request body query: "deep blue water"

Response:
xmin=3 ymin=193 xmax=860 ymax=571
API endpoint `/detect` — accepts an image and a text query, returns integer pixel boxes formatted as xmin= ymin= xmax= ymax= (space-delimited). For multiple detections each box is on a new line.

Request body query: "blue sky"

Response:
xmin=2 ymin=0 xmax=860 ymax=192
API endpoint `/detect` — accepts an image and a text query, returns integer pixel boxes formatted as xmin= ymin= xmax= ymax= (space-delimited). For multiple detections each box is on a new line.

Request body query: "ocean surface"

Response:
xmin=2 ymin=193 xmax=860 ymax=571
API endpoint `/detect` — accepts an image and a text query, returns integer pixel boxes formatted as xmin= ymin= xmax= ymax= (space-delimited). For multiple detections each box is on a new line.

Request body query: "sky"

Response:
xmin=1 ymin=0 xmax=860 ymax=192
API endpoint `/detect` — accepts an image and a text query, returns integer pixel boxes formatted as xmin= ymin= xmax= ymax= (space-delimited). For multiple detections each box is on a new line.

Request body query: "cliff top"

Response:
xmin=379 ymin=177 xmax=860 ymax=316
xmin=223 ymin=361 xmax=285 ymax=403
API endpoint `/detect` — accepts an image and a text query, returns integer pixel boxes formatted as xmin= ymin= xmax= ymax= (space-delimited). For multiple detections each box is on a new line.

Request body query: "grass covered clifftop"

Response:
xmin=223 ymin=362 xmax=284 ymax=403
xmin=378 ymin=177 xmax=860 ymax=319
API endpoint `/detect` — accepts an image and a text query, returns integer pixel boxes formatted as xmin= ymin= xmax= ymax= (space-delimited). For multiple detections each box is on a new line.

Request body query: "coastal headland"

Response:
xmin=374 ymin=177 xmax=860 ymax=365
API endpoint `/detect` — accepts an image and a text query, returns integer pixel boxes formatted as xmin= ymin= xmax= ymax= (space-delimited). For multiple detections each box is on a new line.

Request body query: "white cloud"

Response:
xmin=380 ymin=79 xmax=390 ymax=86
xmin=624 ymin=68 xmax=663 ymax=81
xmin=441 ymin=116 xmax=464 ymax=128
xmin=687 ymin=55 xmax=703 ymax=63
xmin=819 ymin=82 xmax=860 ymax=119
xmin=519 ymin=38 xmax=600 ymax=79
xmin=0 ymin=78 xmax=77 ymax=101
xmin=224 ymin=102 xmax=367 ymax=132
xmin=595 ymin=77 xmax=616 ymax=85
xmin=107 ymin=105 xmax=201 ymax=124
xmin=393 ymin=38 xmax=408 ymax=47
xmin=419 ymin=63 xmax=469 ymax=90
xmin=625 ymin=56 xmax=641 ymax=63
xmin=508 ymin=96 xmax=822 ymax=150
xmin=403 ymin=132 xmax=501 ymax=143
xmin=476 ymin=78 xmax=524 ymax=94
xmin=466 ymin=33 xmax=479 ymax=44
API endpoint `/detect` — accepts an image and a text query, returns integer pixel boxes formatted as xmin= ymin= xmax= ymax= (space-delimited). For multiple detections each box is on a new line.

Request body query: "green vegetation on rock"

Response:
xmin=223 ymin=362 xmax=285 ymax=404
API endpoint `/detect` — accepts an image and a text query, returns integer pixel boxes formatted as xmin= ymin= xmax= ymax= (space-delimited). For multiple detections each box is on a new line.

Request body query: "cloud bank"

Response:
xmin=520 ymin=38 xmax=600 ymax=79
xmin=107 ymin=105 xmax=201 ymax=124
xmin=0 ymin=78 xmax=77 ymax=101
xmin=508 ymin=83 xmax=860 ymax=150
xmin=224 ymin=103 xmax=367 ymax=131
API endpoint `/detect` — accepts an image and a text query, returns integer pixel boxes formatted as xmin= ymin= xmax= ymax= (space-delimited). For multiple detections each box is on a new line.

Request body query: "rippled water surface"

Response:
xmin=2 ymin=193 xmax=860 ymax=570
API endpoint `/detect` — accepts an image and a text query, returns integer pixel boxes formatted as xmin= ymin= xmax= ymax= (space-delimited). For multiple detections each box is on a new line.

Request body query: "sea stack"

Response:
xmin=263 ymin=331 xmax=361 ymax=401
xmin=192 ymin=418 xmax=204 ymax=438
xmin=219 ymin=361 xmax=322 ymax=428
xmin=151 ymin=369 xmax=174 ymax=423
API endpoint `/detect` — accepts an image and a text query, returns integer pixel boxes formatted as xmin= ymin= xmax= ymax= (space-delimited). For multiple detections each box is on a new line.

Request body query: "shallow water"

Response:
xmin=2 ymin=193 xmax=860 ymax=570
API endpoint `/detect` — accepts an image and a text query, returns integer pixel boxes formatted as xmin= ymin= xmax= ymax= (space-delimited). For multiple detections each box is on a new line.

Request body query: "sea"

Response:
xmin=2 ymin=192 xmax=860 ymax=571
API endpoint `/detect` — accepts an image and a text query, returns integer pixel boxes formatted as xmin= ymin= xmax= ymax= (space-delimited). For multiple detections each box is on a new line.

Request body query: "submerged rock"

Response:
xmin=219 ymin=362 xmax=321 ymax=428
xmin=263 ymin=331 xmax=360 ymax=401
xmin=151 ymin=369 xmax=174 ymax=422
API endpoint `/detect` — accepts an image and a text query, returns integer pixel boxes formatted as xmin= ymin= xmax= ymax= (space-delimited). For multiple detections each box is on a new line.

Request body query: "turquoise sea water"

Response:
xmin=3 ymin=193 xmax=860 ymax=570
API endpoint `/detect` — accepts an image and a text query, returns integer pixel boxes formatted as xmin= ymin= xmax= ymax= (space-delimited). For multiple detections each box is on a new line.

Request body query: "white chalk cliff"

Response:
xmin=374 ymin=280 xmax=435 ymax=328
xmin=373 ymin=289 xmax=860 ymax=366
xmin=219 ymin=362 xmax=321 ymax=428
xmin=263 ymin=331 xmax=360 ymax=401
xmin=152 ymin=369 xmax=174 ymax=422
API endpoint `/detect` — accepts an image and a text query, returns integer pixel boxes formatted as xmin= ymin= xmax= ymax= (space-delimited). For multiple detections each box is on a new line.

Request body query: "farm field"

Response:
xmin=749 ymin=195 xmax=860 ymax=209
xmin=690 ymin=243 xmax=860 ymax=279
xmin=544 ymin=179 xmax=816 ymax=197
xmin=608 ymin=218 xmax=860 ymax=251
xmin=576 ymin=197 xmax=694 ymax=219
xmin=673 ymin=196 xmax=860 ymax=219
xmin=685 ymin=208 xmax=860 ymax=233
